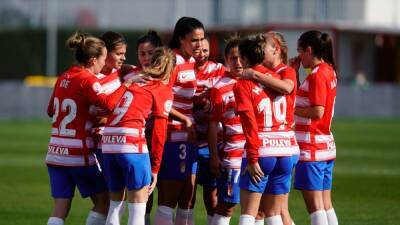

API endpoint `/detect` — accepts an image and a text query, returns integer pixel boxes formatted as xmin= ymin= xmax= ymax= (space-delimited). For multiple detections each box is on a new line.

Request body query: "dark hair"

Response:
xmin=298 ymin=30 xmax=336 ymax=70
xmin=136 ymin=30 xmax=163 ymax=50
xmin=67 ymin=32 xmax=105 ymax=65
xmin=168 ymin=17 xmax=204 ymax=49
xmin=238 ymin=34 xmax=266 ymax=67
xmin=224 ymin=35 xmax=241 ymax=57
xmin=100 ymin=31 xmax=127 ymax=52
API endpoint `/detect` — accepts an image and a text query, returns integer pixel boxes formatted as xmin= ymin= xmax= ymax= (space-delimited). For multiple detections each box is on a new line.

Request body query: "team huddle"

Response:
xmin=45 ymin=17 xmax=338 ymax=225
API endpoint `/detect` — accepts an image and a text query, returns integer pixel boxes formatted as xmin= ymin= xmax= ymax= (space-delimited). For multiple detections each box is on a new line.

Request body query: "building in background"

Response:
xmin=0 ymin=0 xmax=399 ymax=118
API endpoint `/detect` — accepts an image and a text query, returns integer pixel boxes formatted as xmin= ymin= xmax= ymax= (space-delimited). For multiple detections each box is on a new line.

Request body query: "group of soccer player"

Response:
xmin=45 ymin=16 xmax=338 ymax=225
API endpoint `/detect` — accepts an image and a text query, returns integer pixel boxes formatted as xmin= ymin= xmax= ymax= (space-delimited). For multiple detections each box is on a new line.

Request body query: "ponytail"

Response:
xmin=298 ymin=30 xmax=336 ymax=72
xmin=320 ymin=33 xmax=335 ymax=70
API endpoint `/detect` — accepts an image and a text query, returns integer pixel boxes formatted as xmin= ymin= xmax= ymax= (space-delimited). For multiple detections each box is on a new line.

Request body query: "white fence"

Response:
xmin=0 ymin=82 xmax=399 ymax=119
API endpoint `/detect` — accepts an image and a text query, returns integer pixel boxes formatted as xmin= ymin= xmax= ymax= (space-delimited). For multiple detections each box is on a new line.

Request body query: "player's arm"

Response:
xmin=234 ymin=81 xmax=264 ymax=183
xmin=83 ymin=77 xmax=128 ymax=111
xmin=150 ymin=116 xmax=168 ymax=174
xmin=47 ymin=90 xmax=55 ymax=117
xmin=207 ymin=88 xmax=222 ymax=177
xmin=295 ymin=106 xmax=324 ymax=119
xmin=169 ymin=108 xmax=193 ymax=128
xmin=243 ymin=69 xmax=294 ymax=94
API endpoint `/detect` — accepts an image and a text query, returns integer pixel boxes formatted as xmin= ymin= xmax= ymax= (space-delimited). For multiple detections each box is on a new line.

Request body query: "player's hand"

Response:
xmin=210 ymin=154 xmax=222 ymax=178
xmin=241 ymin=68 xmax=255 ymax=80
xmin=148 ymin=173 xmax=158 ymax=195
xmin=244 ymin=162 xmax=264 ymax=183
xmin=123 ymin=74 xmax=151 ymax=87
xmin=289 ymin=56 xmax=301 ymax=71
xmin=187 ymin=125 xmax=197 ymax=144
xmin=183 ymin=117 xmax=197 ymax=143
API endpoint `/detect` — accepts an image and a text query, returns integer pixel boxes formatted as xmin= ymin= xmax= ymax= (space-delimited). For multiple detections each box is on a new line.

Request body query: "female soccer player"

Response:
xmin=128 ymin=30 xmax=163 ymax=225
xmin=241 ymin=31 xmax=299 ymax=225
xmin=154 ymin=17 xmax=204 ymax=225
xmin=91 ymin=31 xmax=128 ymax=163
xmin=207 ymin=36 xmax=245 ymax=225
xmin=46 ymin=32 xmax=128 ymax=225
xmin=292 ymin=30 xmax=338 ymax=225
xmin=193 ymin=38 xmax=225 ymax=225
xmin=101 ymin=46 xmax=175 ymax=225
xmin=234 ymin=34 xmax=296 ymax=225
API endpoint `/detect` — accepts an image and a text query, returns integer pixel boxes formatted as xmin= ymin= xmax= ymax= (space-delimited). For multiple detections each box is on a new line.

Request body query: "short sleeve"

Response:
xmin=280 ymin=67 xmax=297 ymax=84
xmin=210 ymin=87 xmax=223 ymax=122
xmin=233 ymin=80 xmax=254 ymax=112
xmin=308 ymin=73 xmax=327 ymax=106
xmin=152 ymin=88 xmax=173 ymax=119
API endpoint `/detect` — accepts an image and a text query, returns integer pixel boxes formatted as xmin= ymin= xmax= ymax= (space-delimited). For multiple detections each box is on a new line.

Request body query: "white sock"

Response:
xmin=47 ymin=217 xmax=64 ymax=225
xmin=265 ymin=215 xmax=283 ymax=225
xmin=154 ymin=205 xmax=174 ymax=225
xmin=127 ymin=202 xmax=147 ymax=225
xmin=106 ymin=200 xmax=124 ymax=225
xmin=310 ymin=210 xmax=329 ymax=225
xmin=86 ymin=210 xmax=106 ymax=225
xmin=175 ymin=208 xmax=194 ymax=225
xmin=119 ymin=201 xmax=127 ymax=221
xmin=212 ymin=214 xmax=231 ymax=225
xmin=255 ymin=219 xmax=264 ymax=225
xmin=326 ymin=208 xmax=338 ymax=225
xmin=207 ymin=215 xmax=213 ymax=225
xmin=239 ymin=214 xmax=255 ymax=225
xmin=145 ymin=213 xmax=151 ymax=225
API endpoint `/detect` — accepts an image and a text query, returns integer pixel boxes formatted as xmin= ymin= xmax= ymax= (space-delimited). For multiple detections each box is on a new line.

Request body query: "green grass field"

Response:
xmin=0 ymin=118 xmax=399 ymax=225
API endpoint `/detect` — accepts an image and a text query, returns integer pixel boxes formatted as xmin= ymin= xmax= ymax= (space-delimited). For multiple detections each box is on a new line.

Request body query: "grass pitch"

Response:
xmin=0 ymin=118 xmax=399 ymax=225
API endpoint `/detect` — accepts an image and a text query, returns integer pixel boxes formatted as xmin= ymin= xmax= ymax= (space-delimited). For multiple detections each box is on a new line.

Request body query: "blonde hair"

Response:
xmin=265 ymin=31 xmax=288 ymax=64
xmin=142 ymin=47 xmax=176 ymax=82
xmin=67 ymin=32 xmax=105 ymax=65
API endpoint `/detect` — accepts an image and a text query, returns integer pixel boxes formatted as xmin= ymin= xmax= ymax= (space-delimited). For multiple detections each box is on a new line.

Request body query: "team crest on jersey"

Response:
xmin=92 ymin=82 xmax=103 ymax=93
xmin=180 ymin=162 xmax=186 ymax=173
xmin=164 ymin=100 xmax=173 ymax=114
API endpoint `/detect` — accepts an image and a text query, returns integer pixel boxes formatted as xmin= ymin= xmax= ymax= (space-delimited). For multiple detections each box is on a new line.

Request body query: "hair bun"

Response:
xmin=67 ymin=33 xmax=85 ymax=49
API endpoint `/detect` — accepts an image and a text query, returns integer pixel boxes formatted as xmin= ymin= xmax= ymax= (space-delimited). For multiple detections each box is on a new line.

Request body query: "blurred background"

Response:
xmin=0 ymin=0 xmax=399 ymax=118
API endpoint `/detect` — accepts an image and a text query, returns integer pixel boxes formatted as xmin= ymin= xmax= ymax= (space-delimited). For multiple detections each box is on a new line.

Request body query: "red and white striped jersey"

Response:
xmin=210 ymin=72 xmax=244 ymax=169
xmin=234 ymin=65 xmax=297 ymax=163
xmin=194 ymin=61 xmax=225 ymax=147
xmin=167 ymin=49 xmax=197 ymax=142
xmin=295 ymin=62 xmax=337 ymax=161
xmin=274 ymin=64 xmax=300 ymax=155
xmin=102 ymin=80 xmax=173 ymax=173
xmin=46 ymin=66 xmax=125 ymax=167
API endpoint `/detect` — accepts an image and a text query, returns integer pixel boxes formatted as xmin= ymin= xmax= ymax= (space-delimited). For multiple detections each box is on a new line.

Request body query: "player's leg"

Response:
xmin=212 ymin=168 xmax=240 ymax=225
xmin=47 ymin=166 xmax=74 ymax=225
xmin=176 ymin=174 xmax=197 ymax=225
xmin=76 ymin=164 xmax=109 ymax=225
xmin=294 ymin=161 xmax=328 ymax=225
xmin=322 ymin=160 xmax=338 ymax=225
xmin=155 ymin=141 xmax=189 ymax=225
xmin=263 ymin=156 xmax=293 ymax=225
xmin=238 ymin=157 xmax=277 ymax=225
